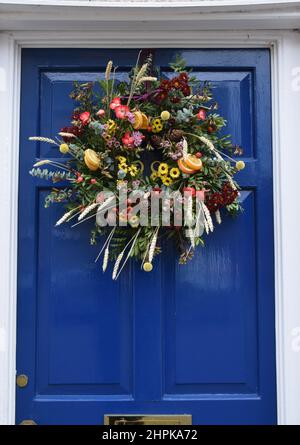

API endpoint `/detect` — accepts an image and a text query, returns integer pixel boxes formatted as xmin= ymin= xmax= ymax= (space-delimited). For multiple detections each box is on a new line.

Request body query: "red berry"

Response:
xmin=90 ymin=178 xmax=96 ymax=184
xmin=195 ymin=152 xmax=202 ymax=158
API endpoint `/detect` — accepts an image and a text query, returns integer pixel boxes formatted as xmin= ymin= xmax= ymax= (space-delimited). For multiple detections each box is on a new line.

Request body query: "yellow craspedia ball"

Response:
xmin=59 ymin=143 xmax=69 ymax=154
xmin=160 ymin=110 xmax=170 ymax=121
xmin=236 ymin=160 xmax=245 ymax=171
xmin=143 ymin=262 xmax=153 ymax=272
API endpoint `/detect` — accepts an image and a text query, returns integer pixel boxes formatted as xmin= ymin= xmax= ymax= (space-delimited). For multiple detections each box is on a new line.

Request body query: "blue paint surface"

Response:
xmin=17 ymin=49 xmax=276 ymax=425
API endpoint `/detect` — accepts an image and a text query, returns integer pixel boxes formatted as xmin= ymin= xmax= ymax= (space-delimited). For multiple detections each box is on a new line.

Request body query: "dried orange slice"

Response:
xmin=132 ymin=111 xmax=144 ymax=130
xmin=185 ymin=154 xmax=203 ymax=171
xmin=177 ymin=158 xmax=197 ymax=175
xmin=84 ymin=149 xmax=100 ymax=171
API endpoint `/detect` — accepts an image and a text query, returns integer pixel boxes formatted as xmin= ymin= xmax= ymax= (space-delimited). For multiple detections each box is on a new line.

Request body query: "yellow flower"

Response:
xmin=119 ymin=162 xmax=128 ymax=172
xmin=107 ymin=119 xmax=116 ymax=134
xmin=152 ymin=118 xmax=163 ymax=133
xmin=160 ymin=110 xmax=170 ymax=121
xmin=102 ymin=133 xmax=111 ymax=141
xmin=162 ymin=176 xmax=173 ymax=186
xmin=169 ymin=167 xmax=180 ymax=179
xmin=236 ymin=160 xmax=245 ymax=171
xmin=150 ymin=172 xmax=158 ymax=181
xmin=143 ymin=262 xmax=153 ymax=272
xmin=117 ymin=156 xmax=126 ymax=163
xmin=59 ymin=143 xmax=69 ymax=154
xmin=129 ymin=165 xmax=138 ymax=177
xmin=158 ymin=163 xmax=169 ymax=176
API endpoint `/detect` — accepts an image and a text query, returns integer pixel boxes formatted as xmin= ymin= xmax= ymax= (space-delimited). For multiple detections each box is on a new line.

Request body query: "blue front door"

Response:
xmin=17 ymin=49 xmax=276 ymax=425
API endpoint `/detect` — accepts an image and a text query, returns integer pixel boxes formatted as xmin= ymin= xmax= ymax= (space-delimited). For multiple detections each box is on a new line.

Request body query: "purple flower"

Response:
xmin=132 ymin=131 xmax=145 ymax=147
xmin=126 ymin=112 xmax=135 ymax=124
xmin=160 ymin=140 xmax=171 ymax=149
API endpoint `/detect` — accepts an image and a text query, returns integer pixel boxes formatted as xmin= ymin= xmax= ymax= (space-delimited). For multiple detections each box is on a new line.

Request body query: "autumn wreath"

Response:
xmin=29 ymin=54 xmax=245 ymax=279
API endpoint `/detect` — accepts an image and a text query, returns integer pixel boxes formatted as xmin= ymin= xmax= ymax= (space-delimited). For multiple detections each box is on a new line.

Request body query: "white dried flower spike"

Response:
xmin=187 ymin=227 xmax=195 ymax=248
xmin=112 ymin=251 xmax=124 ymax=280
xmin=102 ymin=247 xmax=109 ymax=272
xmin=78 ymin=202 xmax=99 ymax=221
xmin=55 ymin=209 xmax=74 ymax=227
xmin=203 ymin=218 xmax=210 ymax=235
xmin=58 ymin=132 xmax=77 ymax=138
xmin=148 ymin=227 xmax=159 ymax=263
xmin=29 ymin=136 xmax=58 ymax=145
xmin=182 ymin=138 xmax=188 ymax=160
xmin=135 ymin=63 xmax=149 ymax=84
xmin=105 ymin=60 xmax=113 ymax=81
xmin=137 ymin=76 xmax=157 ymax=85
xmin=215 ymin=209 xmax=222 ymax=224
xmin=97 ymin=196 xmax=115 ymax=213
xmin=201 ymin=201 xmax=214 ymax=233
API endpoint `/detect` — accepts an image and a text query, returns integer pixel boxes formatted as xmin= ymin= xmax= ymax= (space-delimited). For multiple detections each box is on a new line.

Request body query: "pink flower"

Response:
xmin=96 ymin=109 xmax=105 ymax=117
xmin=115 ymin=105 xmax=130 ymax=120
xmin=197 ymin=109 xmax=206 ymax=121
xmin=109 ymin=97 xmax=121 ymax=110
xmin=79 ymin=111 xmax=90 ymax=125
xmin=90 ymin=178 xmax=97 ymax=184
xmin=122 ymin=131 xmax=134 ymax=147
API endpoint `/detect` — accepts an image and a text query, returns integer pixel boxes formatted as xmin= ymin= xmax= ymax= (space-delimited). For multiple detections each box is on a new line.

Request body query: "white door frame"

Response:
xmin=0 ymin=15 xmax=300 ymax=425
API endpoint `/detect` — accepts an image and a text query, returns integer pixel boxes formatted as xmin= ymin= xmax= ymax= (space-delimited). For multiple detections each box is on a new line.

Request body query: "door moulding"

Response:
xmin=0 ymin=27 xmax=300 ymax=425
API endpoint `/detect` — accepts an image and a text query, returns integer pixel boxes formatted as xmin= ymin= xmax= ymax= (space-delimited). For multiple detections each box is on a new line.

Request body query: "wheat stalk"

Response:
xmin=135 ymin=63 xmax=149 ymax=84
xmin=182 ymin=137 xmax=188 ymax=160
xmin=78 ymin=202 xmax=98 ymax=221
xmin=112 ymin=251 xmax=124 ymax=280
xmin=203 ymin=217 xmax=209 ymax=235
xmin=102 ymin=247 xmax=109 ymax=272
xmin=55 ymin=208 xmax=77 ymax=226
xmin=58 ymin=132 xmax=77 ymax=139
xmin=29 ymin=136 xmax=58 ymax=145
xmin=137 ymin=76 xmax=157 ymax=85
xmin=201 ymin=201 xmax=214 ymax=233
xmin=148 ymin=226 xmax=159 ymax=263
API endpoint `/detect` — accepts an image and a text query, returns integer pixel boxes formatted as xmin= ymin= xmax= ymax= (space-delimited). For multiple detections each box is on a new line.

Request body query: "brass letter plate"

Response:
xmin=104 ymin=415 xmax=192 ymax=425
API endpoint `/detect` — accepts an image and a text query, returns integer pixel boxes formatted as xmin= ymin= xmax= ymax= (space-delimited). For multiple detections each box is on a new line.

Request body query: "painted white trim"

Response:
xmin=1 ymin=2 xmax=300 ymax=31
xmin=1 ymin=0 xmax=300 ymax=7
xmin=0 ymin=32 xmax=20 ymax=426
xmin=0 ymin=20 xmax=300 ymax=427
